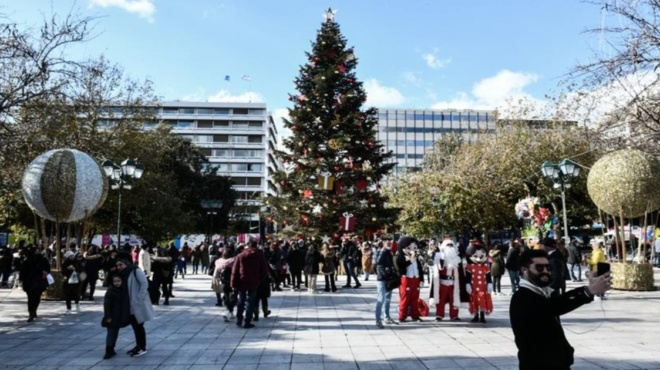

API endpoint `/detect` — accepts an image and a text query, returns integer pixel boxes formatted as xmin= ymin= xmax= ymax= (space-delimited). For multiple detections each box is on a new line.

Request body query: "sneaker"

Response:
xmin=264 ymin=310 xmax=271 ymax=318
xmin=244 ymin=323 xmax=255 ymax=329
xmin=384 ymin=318 xmax=398 ymax=325
xmin=435 ymin=316 xmax=443 ymax=321
xmin=451 ymin=317 xmax=461 ymax=321
xmin=376 ymin=321 xmax=384 ymax=329
xmin=131 ymin=348 xmax=147 ymax=357
xmin=223 ymin=315 xmax=229 ymax=323
xmin=412 ymin=317 xmax=423 ymax=322
xmin=126 ymin=346 xmax=139 ymax=355
xmin=65 ymin=309 xmax=72 ymax=315
xmin=353 ymin=284 xmax=362 ymax=289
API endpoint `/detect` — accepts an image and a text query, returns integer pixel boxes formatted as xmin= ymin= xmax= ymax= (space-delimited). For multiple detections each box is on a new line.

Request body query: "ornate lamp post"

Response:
xmin=102 ymin=159 xmax=144 ymax=248
xmin=541 ymin=159 xmax=580 ymax=244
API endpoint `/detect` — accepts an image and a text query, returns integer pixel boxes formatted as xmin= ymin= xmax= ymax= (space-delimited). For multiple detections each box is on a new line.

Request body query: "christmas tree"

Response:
xmin=265 ymin=8 xmax=397 ymax=239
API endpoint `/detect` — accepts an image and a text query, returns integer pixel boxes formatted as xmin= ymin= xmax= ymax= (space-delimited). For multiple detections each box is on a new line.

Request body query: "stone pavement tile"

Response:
xmin=292 ymin=352 xmax=323 ymax=363
xmin=153 ymin=365 xmax=192 ymax=370
xmin=357 ymin=361 xmax=393 ymax=369
xmin=322 ymin=362 xmax=359 ymax=370
xmin=189 ymin=366 xmax=222 ymax=370
xmin=21 ymin=366 xmax=59 ymax=370
xmin=453 ymin=357 xmax=493 ymax=368
xmin=387 ymin=360 xmax=429 ymax=370
xmin=256 ymin=364 xmax=291 ymax=370
xmin=193 ymin=349 xmax=233 ymax=365
xmin=225 ymin=354 xmax=261 ymax=365
xmin=291 ymin=363 xmax=324 ymax=370
xmin=259 ymin=354 xmax=293 ymax=364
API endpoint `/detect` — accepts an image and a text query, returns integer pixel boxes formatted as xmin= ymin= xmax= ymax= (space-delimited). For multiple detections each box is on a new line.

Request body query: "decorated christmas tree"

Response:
xmin=265 ymin=8 xmax=397 ymax=239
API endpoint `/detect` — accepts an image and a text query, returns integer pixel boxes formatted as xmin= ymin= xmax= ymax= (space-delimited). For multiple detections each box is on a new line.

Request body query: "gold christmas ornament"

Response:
xmin=328 ymin=139 xmax=342 ymax=150
xmin=587 ymin=149 xmax=660 ymax=217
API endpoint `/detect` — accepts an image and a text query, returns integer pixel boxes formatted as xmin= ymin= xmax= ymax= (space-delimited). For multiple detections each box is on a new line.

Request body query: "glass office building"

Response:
xmin=376 ymin=108 xmax=496 ymax=173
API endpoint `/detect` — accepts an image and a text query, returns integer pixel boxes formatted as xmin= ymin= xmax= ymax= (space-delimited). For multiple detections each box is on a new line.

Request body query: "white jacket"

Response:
xmin=138 ymin=249 xmax=152 ymax=278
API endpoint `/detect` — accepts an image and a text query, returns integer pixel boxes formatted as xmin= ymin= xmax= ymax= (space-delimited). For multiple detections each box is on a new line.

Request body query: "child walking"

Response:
xmin=102 ymin=275 xmax=129 ymax=359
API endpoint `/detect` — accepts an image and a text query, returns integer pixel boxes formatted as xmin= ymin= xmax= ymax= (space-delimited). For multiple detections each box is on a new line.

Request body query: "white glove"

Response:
xmin=466 ymin=284 xmax=472 ymax=294
xmin=487 ymin=283 xmax=493 ymax=294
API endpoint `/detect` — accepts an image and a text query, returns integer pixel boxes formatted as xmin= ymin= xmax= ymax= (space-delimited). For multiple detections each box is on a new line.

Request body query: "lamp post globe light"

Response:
xmin=541 ymin=159 xmax=580 ymax=245
xmin=102 ymin=159 xmax=144 ymax=249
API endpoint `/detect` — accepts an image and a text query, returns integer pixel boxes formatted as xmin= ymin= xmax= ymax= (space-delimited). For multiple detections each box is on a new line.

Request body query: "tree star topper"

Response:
xmin=323 ymin=8 xmax=337 ymax=22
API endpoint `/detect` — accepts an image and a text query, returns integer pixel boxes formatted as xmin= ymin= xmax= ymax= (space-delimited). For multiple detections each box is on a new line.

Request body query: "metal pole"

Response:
xmin=561 ymin=183 xmax=569 ymax=244
xmin=117 ymin=178 xmax=123 ymax=249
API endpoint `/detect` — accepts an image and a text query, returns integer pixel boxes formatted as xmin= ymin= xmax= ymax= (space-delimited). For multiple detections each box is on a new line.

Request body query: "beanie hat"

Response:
xmin=397 ymin=236 xmax=417 ymax=250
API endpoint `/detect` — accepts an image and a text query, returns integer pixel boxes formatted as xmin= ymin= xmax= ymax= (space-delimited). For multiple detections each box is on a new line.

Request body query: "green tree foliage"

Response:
xmin=264 ymin=10 xmax=397 ymax=237
xmin=386 ymin=121 xmax=602 ymax=237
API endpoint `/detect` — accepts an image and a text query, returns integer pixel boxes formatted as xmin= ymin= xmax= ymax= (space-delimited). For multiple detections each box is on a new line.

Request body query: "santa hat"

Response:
xmin=397 ymin=236 xmax=417 ymax=250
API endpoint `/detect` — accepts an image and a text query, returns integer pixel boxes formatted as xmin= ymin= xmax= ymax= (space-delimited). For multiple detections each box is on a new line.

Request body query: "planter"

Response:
xmin=611 ymin=262 xmax=655 ymax=291
xmin=43 ymin=271 xmax=65 ymax=300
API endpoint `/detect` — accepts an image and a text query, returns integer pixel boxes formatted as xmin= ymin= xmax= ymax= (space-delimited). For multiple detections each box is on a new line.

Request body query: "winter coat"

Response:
xmin=152 ymin=256 xmax=173 ymax=285
xmin=376 ymin=248 xmax=395 ymax=281
xmin=62 ymin=257 xmax=83 ymax=286
xmin=286 ymin=248 xmax=305 ymax=273
xmin=138 ymin=249 xmax=151 ymax=278
xmin=231 ymin=247 xmax=269 ymax=291
xmin=84 ymin=254 xmax=103 ymax=280
xmin=19 ymin=253 xmax=50 ymax=293
xmin=589 ymin=248 xmax=606 ymax=271
xmin=103 ymin=285 xmax=130 ymax=329
xmin=567 ymin=244 xmax=581 ymax=265
xmin=304 ymin=248 xmax=322 ymax=275
xmin=506 ymin=246 xmax=521 ymax=271
xmin=489 ymin=249 xmax=505 ymax=278
xmin=321 ymin=246 xmax=337 ymax=275
xmin=361 ymin=245 xmax=373 ymax=272
xmin=200 ymin=246 xmax=210 ymax=267
xmin=122 ymin=265 xmax=155 ymax=324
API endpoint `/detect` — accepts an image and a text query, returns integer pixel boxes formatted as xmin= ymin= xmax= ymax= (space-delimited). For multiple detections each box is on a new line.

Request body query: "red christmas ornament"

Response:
xmin=280 ymin=180 xmax=286 ymax=186
xmin=357 ymin=180 xmax=369 ymax=191
xmin=291 ymin=125 xmax=298 ymax=131
xmin=303 ymin=189 xmax=313 ymax=198
xmin=338 ymin=64 xmax=347 ymax=73
xmin=301 ymin=214 xmax=310 ymax=226
xmin=332 ymin=198 xmax=338 ymax=204
xmin=335 ymin=181 xmax=344 ymax=195
xmin=333 ymin=233 xmax=340 ymax=239
xmin=334 ymin=166 xmax=340 ymax=171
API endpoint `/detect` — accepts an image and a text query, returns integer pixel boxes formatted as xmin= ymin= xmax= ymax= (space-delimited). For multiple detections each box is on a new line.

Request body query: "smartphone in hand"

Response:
xmin=597 ymin=262 xmax=610 ymax=277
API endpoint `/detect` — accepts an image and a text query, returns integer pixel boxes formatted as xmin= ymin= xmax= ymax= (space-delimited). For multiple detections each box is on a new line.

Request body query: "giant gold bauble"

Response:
xmin=587 ymin=149 xmax=660 ymax=217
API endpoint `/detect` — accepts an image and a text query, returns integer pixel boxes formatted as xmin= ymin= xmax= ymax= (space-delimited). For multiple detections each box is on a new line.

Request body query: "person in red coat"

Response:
xmin=465 ymin=241 xmax=493 ymax=323
xmin=395 ymin=237 xmax=425 ymax=322
xmin=231 ymin=240 xmax=270 ymax=329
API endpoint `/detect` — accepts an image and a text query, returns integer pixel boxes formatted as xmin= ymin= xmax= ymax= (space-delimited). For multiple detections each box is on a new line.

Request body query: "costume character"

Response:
xmin=429 ymin=239 xmax=462 ymax=321
xmin=465 ymin=241 xmax=493 ymax=323
xmin=395 ymin=237 xmax=424 ymax=322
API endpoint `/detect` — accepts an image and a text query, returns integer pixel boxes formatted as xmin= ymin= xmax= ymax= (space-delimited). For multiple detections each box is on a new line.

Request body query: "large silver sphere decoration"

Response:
xmin=22 ymin=149 xmax=109 ymax=222
xmin=587 ymin=149 xmax=660 ymax=218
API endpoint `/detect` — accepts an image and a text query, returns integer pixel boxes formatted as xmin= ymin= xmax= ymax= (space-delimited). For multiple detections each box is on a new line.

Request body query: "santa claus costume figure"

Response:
xmin=465 ymin=242 xmax=493 ymax=323
xmin=395 ymin=237 xmax=424 ymax=322
xmin=429 ymin=239 xmax=463 ymax=321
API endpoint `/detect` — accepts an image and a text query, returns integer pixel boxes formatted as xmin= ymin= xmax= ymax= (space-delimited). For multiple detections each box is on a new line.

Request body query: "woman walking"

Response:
xmin=321 ymin=242 xmax=337 ymax=292
xmin=304 ymin=243 xmax=322 ymax=293
xmin=19 ymin=245 xmax=50 ymax=322
xmin=489 ymin=245 xmax=505 ymax=295
xmin=216 ymin=248 xmax=238 ymax=322
xmin=62 ymin=251 xmax=83 ymax=314
xmin=361 ymin=242 xmax=374 ymax=281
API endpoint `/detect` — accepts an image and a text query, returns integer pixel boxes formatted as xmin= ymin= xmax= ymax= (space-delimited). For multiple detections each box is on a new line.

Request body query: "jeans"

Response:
xmin=26 ymin=289 xmax=42 ymax=317
xmin=508 ymin=269 xmax=520 ymax=293
xmin=375 ymin=280 xmax=392 ymax=323
xmin=344 ymin=260 xmax=360 ymax=286
xmin=106 ymin=326 xmax=120 ymax=348
xmin=568 ymin=263 xmax=582 ymax=281
xmin=493 ymin=276 xmax=502 ymax=293
xmin=236 ymin=289 xmax=257 ymax=324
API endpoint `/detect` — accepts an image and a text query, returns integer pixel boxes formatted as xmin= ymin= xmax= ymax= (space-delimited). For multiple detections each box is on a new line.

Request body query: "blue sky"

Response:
xmin=4 ymin=0 xmax=606 ymax=134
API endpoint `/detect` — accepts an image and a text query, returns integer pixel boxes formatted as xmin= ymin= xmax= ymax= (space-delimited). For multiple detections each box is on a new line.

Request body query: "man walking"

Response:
xmin=231 ymin=240 xmax=270 ymax=329
xmin=510 ymin=249 xmax=610 ymax=370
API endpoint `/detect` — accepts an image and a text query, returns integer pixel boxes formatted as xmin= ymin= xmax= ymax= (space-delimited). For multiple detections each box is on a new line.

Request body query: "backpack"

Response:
xmin=220 ymin=265 xmax=232 ymax=285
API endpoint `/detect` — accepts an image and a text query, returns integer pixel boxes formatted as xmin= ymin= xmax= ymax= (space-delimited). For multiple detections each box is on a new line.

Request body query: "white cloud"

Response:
xmin=431 ymin=70 xmax=542 ymax=112
xmin=207 ymin=90 xmax=264 ymax=103
xmin=423 ymin=48 xmax=451 ymax=69
xmin=364 ymin=79 xmax=406 ymax=107
xmin=88 ymin=0 xmax=155 ymax=22
xmin=403 ymin=71 xmax=422 ymax=85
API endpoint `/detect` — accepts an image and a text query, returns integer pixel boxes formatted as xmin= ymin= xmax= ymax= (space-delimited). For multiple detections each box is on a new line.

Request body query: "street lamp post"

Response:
xmin=201 ymin=199 xmax=223 ymax=244
xmin=103 ymin=159 xmax=144 ymax=249
xmin=541 ymin=159 xmax=580 ymax=244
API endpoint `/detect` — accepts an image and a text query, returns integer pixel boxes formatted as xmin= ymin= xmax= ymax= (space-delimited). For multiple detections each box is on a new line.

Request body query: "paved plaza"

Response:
xmin=1 ymin=269 xmax=660 ymax=370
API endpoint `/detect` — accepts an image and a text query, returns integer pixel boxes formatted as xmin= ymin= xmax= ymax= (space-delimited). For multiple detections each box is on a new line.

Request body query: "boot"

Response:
xmin=479 ymin=312 xmax=486 ymax=323
xmin=103 ymin=346 xmax=116 ymax=359
xmin=471 ymin=313 xmax=479 ymax=323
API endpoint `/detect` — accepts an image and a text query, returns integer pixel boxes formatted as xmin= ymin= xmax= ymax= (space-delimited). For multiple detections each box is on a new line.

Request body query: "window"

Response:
xmin=248 ymin=163 xmax=262 ymax=172
xmin=248 ymin=121 xmax=263 ymax=129
xmin=213 ymin=149 xmax=228 ymax=157
xmin=214 ymin=108 xmax=230 ymax=115
xmin=233 ymin=149 xmax=262 ymax=158
xmin=202 ymin=163 xmax=229 ymax=172
xmin=231 ymin=177 xmax=247 ymax=185
xmin=197 ymin=121 xmax=213 ymax=128
xmin=247 ymin=178 xmax=261 ymax=186
xmin=198 ymin=135 xmax=213 ymax=143
xmin=177 ymin=120 xmax=193 ymax=128
xmin=248 ymin=135 xmax=262 ymax=143
xmin=233 ymin=108 xmax=248 ymax=115
xmin=163 ymin=107 xmax=178 ymax=114
xmin=233 ymin=122 xmax=248 ymax=129
xmin=230 ymin=135 xmax=248 ymax=143
xmin=248 ymin=109 xmax=264 ymax=115
xmin=180 ymin=108 xmax=195 ymax=115
xmin=213 ymin=135 xmax=228 ymax=142
xmin=214 ymin=120 xmax=229 ymax=127
xmin=197 ymin=108 xmax=214 ymax=115
xmin=199 ymin=148 xmax=212 ymax=156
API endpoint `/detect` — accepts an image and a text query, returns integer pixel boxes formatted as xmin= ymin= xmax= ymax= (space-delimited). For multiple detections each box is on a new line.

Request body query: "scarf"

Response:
xmin=519 ymin=277 xmax=554 ymax=298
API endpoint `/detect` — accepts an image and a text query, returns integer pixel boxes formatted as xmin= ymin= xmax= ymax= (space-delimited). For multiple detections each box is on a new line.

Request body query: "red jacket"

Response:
xmin=231 ymin=247 xmax=269 ymax=291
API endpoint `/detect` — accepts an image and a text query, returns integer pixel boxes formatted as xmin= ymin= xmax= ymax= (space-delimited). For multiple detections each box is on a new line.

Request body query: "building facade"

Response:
xmin=376 ymin=108 xmax=496 ymax=173
xmin=153 ymin=101 xmax=280 ymax=234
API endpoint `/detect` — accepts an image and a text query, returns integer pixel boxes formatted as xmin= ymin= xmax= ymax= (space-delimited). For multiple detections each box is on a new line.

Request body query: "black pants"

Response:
xmin=81 ymin=277 xmax=98 ymax=299
xmin=192 ymin=260 xmax=199 ymax=274
xmin=254 ymin=296 xmax=268 ymax=318
xmin=26 ymin=289 xmax=42 ymax=317
xmin=160 ymin=280 xmax=171 ymax=302
xmin=129 ymin=315 xmax=146 ymax=350
xmin=324 ymin=274 xmax=337 ymax=291
xmin=0 ymin=268 xmax=11 ymax=286
xmin=64 ymin=283 xmax=80 ymax=309
xmin=493 ymin=276 xmax=502 ymax=293
xmin=223 ymin=285 xmax=237 ymax=312
xmin=291 ymin=270 xmax=303 ymax=289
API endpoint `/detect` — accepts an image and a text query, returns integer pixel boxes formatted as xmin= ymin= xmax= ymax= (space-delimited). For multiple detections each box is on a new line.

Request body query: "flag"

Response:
xmin=241 ymin=75 xmax=252 ymax=82
xmin=224 ymin=75 xmax=230 ymax=81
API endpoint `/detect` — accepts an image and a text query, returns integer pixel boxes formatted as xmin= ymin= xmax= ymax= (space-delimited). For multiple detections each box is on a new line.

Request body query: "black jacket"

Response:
xmin=286 ymin=248 xmax=305 ymax=273
xmin=506 ymin=247 xmax=521 ymax=271
xmin=19 ymin=253 xmax=50 ymax=293
xmin=510 ymin=286 xmax=593 ymax=370
xmin=395 ymin=251 xmax=424 ymax=281
xmin=548 ymin=251 xmax=566 ymax=291
xmin=304 ymin=249 xmax=322 ymax=275
xmin=567 ymin=244 xmax=581 ymax=265
xmin=376 ymin=248 xmax=394 ymax=281
xmin=103 ymin=285 xmax=130 ymax=328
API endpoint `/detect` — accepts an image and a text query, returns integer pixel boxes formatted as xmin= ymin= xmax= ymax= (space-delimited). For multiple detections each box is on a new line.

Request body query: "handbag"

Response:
xmin=211 ymin=277 xmax=223 ymax=293
xmin=46 ymin=273 xmax=55 ymax=286
xmin=68 ymin=271 xmax=79 ymax=284
xmin=385 ymin=270 xmax=401 ymax=291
